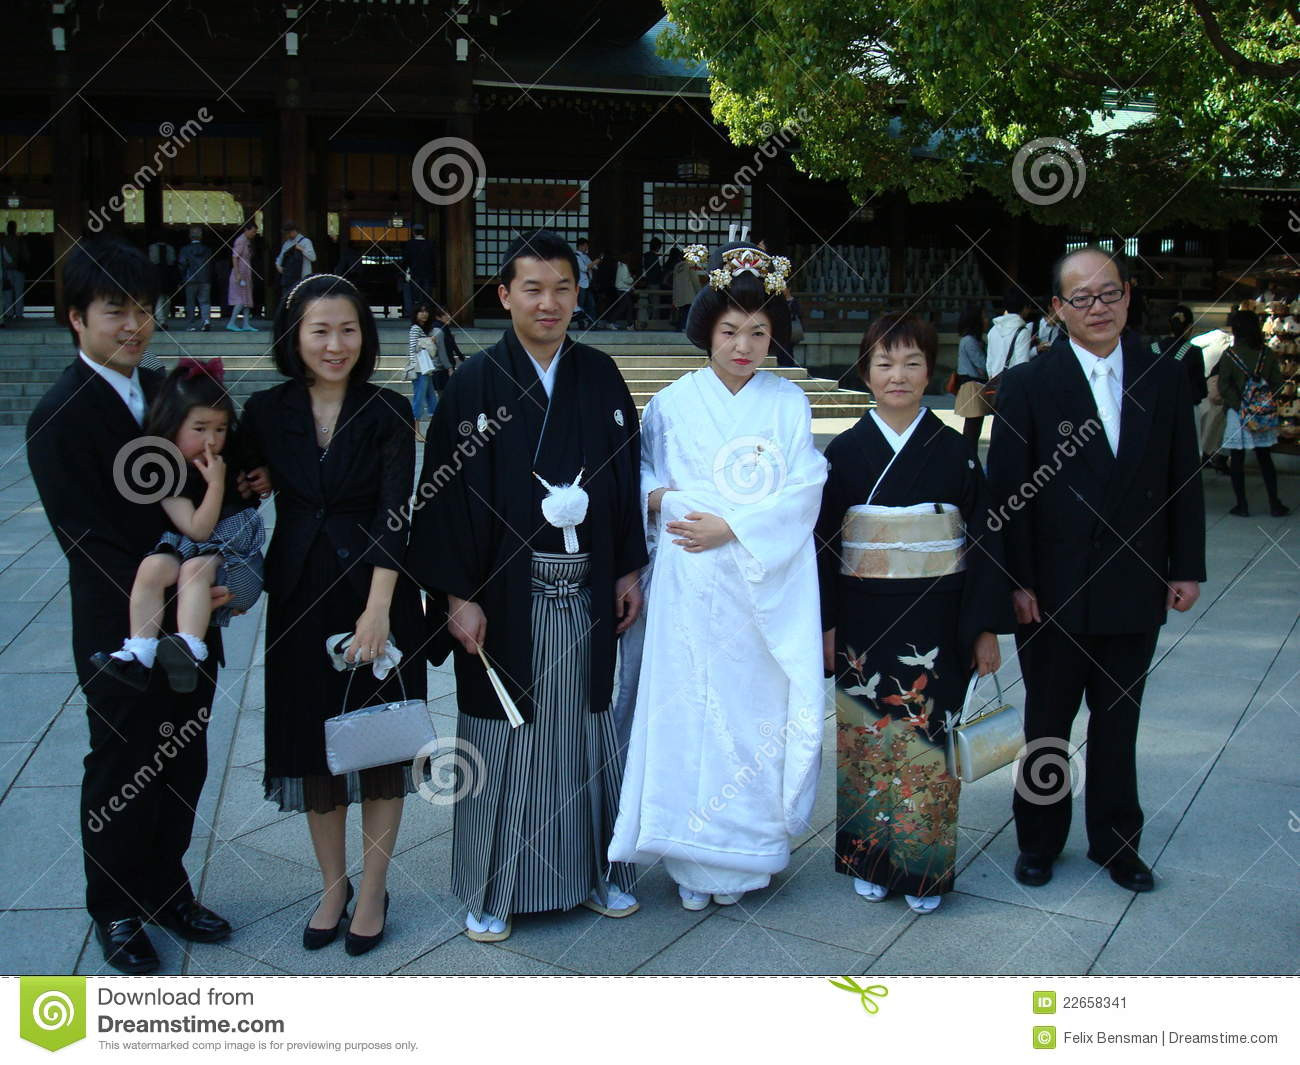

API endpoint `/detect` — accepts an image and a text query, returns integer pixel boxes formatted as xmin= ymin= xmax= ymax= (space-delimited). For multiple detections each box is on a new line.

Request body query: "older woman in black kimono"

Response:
xmin=241 ymin=274 xmax=427 ymax=957
xmin=816 ymin=313 xmax=1012 ymax=914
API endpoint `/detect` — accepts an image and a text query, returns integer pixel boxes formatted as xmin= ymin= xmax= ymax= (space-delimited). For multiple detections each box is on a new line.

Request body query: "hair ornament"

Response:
xmin=285 ymin=272 xmax=357 ymax=310
xmin=177 ymin=357 xmax=224 ymax=383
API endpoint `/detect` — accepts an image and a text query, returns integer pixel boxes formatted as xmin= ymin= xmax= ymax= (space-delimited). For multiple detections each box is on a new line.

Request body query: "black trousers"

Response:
xmin=81 ymin=663 xmax=217 ymax=923
xmin=1012 ymin=621 xmax=1159 ymax=864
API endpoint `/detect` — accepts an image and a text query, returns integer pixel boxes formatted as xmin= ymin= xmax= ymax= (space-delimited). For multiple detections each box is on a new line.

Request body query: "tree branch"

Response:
xmin=1187 ymin=0 xmax=1300 ymax=78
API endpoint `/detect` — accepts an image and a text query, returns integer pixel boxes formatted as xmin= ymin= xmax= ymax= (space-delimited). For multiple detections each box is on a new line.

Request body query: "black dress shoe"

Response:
xmin=1089 ymin=851 xmax=1154 ymax=892
xmin=1014 ymin=853 xmax=1054 ymax=887
xmin=88 ymin=652 xmax=151 ymax=692
xmin=344 ymin=892 xmax=389 ymax=957
xmin=156 ymin=633 xmax=199 ymax=693
xmin=303 ymin=881 xmax=353 ymax=951
xmin=148 ymin=899 xmax=232 ymax=943
xmin=95 ymin=918 xmax=160 ymax=974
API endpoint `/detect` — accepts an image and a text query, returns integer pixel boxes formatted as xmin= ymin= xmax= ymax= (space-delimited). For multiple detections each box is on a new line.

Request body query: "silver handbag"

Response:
xmin=946 ymin=671 xmax=1023 ymax=783
xmin=323 ymin=650 xmax=435 ymax=776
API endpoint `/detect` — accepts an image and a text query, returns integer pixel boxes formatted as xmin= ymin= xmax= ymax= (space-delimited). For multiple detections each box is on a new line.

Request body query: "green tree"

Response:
xmin=661 ymin=0 xmax=1300 ymax=232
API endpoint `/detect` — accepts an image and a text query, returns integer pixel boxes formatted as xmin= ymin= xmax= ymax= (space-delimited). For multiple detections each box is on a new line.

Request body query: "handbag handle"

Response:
xmin=957 ymin=669 xmax=1005 ymax=728
xmin=336 ymin=637 xmax=408 ymax=716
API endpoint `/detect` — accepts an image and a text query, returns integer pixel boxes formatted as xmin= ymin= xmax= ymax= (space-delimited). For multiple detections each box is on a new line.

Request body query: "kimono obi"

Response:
xmin=840 ymin=502 xmax=966 ymax=579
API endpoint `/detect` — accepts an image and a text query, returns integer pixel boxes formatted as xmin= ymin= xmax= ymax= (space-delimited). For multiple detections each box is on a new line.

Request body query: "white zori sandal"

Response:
xmin=854 ymin=878 xmax=889 ymax=902
xmin=465 ymin=911 xmax=511 ymax=942
xmin=906 ymin=894 xmax=942 ymax=914
xmin=580 ymin=882 xmax=639 ymax=918
xmin=678 ymin=886 xmax=710 ymax=911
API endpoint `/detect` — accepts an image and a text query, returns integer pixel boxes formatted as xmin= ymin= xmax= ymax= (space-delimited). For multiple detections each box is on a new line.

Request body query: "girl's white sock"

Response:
xmin=177 ymin=632 xmax=209 ymax=661
xmin=112 ymin=636 xmax=158 ymax=668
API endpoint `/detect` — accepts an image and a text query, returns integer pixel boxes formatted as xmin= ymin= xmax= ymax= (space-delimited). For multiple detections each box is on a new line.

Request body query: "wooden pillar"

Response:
xmin=442 ymin=53 xmax=477 ymax=324
xmin=888 ymin=194 xmax=906 ymax=300
xmin=51 ymin=76 xmax=82 ymax=324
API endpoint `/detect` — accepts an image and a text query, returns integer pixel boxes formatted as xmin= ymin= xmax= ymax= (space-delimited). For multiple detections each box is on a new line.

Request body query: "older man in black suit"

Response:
xmin=26 ymin=239 xmax=233 ymax=973
xmin=987 ymin=246 xmax=1205 ymax=893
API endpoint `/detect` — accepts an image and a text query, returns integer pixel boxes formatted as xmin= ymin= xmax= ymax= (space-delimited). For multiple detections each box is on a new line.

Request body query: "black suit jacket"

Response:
xmin=987 ymin=335 xmax=1206 ymax=635
xmin=240 ymin=380 xmax=413 ymax=604
xmin=26 ymin=359 xmax=223 ymax=686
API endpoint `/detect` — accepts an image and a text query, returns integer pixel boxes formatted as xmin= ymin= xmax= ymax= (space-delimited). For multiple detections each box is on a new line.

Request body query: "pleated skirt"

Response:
xmin=451 ymin=552 xmax=636 ymax=920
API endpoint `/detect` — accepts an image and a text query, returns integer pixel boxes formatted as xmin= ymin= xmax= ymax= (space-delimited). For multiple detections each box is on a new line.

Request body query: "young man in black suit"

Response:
xmin=987 ymin=246 xmax=1205 ymax=893
xmin=26 ymin=239 xmax=233 ymax=973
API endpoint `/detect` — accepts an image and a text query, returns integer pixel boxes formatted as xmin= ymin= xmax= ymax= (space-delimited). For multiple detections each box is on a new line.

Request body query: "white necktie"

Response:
xmin=1091 ymin=360 xmax=1119 ymax=454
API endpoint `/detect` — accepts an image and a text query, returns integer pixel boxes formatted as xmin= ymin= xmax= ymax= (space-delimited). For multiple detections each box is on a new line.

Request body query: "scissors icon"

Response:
xmin=828 ymin=977 xmax=888 ymax=1013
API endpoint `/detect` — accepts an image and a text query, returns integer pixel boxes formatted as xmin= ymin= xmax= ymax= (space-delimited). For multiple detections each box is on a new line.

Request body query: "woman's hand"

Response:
xmin=823 ymin=628 xmax=836 ymax=674
xmin=647 ymin=487 xmax=667 ymax=514
xmin=971 ymin=631 xmax=1001 ymax=677
xmin=238 ymin=466 xmax=272 ymax=498
xmin=348 ymin=606 xmax=391 ymax=665
xmin=666 ymin=511 xmax=734 ymax=552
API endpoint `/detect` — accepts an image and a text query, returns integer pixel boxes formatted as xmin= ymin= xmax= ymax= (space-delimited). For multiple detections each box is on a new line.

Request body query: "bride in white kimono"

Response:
xmin=609 ymin=238 xmax=828 ymax=909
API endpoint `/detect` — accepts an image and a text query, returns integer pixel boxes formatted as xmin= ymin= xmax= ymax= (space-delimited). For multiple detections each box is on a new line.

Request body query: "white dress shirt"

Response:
xmin=1069 ymin=337 xmax=1124 ymax=453
xmin=870 ymin=407 xmax=926 ymax=454
xmin=79 ymin=350 xmax=146 ymax=426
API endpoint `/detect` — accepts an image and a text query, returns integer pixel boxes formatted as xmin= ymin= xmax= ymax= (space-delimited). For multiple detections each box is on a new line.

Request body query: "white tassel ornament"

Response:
xmin=535 ymin=469 xmax=589 ymax=554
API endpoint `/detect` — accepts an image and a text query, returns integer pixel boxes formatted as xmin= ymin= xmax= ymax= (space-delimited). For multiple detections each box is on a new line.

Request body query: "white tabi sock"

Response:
xmin=112 ymin=637 xmax=158 ymax=668
xmin=177 ymin=632 xmax=208 ymax=661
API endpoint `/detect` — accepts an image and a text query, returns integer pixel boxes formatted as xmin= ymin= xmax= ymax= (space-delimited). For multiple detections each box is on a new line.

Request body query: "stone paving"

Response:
xmin=0 ymin=421 xmax=1296 ymax=977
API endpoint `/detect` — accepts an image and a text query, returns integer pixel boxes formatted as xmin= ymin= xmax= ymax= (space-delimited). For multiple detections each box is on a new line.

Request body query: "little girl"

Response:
xmin=90 ymin=358 xmax=265 ymax=693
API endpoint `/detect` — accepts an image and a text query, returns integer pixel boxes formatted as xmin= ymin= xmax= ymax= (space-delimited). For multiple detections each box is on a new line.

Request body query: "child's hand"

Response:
xmin=196 ymin=441 xmax=226 ymax=486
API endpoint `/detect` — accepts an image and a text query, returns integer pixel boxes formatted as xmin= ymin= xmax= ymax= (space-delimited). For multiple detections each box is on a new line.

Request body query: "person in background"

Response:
xmin=954 ymin=302 xmax=991 ymax=448
xmin=227 ymin=220 xmax=259 ymax=332
xmin=177 ymin=226 xmax=214 ymax=332
xmin=671 ymin=246 xmax=702 ymax=331
xmin=1219 ymin=308 xmax=1289 ymax=517
xmin=1155 ymin=305 xmax=1208 ymax=408
xmin=275 ymin=221 xmax=316 ymax=306
xmin=401 ymin=223 xmax=436 ymax=320
xmin=2 ymin=220 xmax=29 ymax=322
xmin=612 ymin=254 xmax=637 ymax=330
xmin=985 ymin=287 xmax=1034 ymax=383
xmin=147 ymin=237 xmax=178 ymax=330
xmin=575 ymin=237 xmax=595 ymax=326
xmin=406 ymin=302 xmax=438 ymax=431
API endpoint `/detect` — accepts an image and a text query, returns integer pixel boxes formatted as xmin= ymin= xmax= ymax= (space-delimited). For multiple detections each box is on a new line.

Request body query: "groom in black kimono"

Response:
xmin=26 ymin=239 xmax=232 ymax=973
xmin=987 ymin=246 xmax=1205 ymax=893
xmin=408 ymin=230 xmax=647 ymax=940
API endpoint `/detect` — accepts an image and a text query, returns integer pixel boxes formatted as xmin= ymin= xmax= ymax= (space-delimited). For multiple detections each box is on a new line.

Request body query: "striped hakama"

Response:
xmin=452 ymin=552 xmax=636 ymax=920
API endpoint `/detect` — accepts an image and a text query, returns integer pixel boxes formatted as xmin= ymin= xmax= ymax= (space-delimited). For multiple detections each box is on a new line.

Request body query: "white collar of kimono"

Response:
xmin=523 ymin=339 xmax=567 ymax=399
xmin=869 ymin=407 xmax=926 ymax=454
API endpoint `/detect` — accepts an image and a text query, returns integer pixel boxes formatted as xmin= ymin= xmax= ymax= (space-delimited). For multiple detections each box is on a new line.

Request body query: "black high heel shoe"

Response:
xmin=344 ymin=891 xmax=389 ymax=957
xmin=302 ymin=880 xmax=353 ymax=951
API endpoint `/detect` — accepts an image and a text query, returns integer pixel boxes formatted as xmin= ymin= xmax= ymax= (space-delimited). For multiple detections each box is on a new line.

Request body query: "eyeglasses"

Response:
xmin=1062 ymin=288 xmax=1125 ymax=310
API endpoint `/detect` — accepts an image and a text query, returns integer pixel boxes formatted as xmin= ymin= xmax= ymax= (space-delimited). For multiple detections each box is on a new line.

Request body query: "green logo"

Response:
xmin=1033 ymin=990 xmax=1056 ymax=1014
xmin=828 ymin=977 xmax=888 ymax=1014
xmin=1033 ymin=1026 xmax=1057 ymax=1050
xmin=20 ymin=976 xmax=86 ymax=1052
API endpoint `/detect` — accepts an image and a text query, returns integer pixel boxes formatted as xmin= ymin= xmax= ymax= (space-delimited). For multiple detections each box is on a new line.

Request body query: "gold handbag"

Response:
xmin=946 ymin=672 xmax=1023 ymax=783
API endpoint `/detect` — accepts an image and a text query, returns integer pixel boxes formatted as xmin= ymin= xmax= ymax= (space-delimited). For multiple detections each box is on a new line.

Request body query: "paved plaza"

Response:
xmin=0 ymin=422 xmax=1295 ymax=977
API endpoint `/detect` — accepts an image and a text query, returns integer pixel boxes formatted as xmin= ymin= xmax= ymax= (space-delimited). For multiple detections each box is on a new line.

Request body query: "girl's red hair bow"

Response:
xmin=178 ymin=357 xmax=225 ymax=383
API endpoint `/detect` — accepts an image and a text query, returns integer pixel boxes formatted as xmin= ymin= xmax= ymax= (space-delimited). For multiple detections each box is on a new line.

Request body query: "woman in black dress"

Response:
xmin=241 ymin=273 xmax=426 ymax=957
